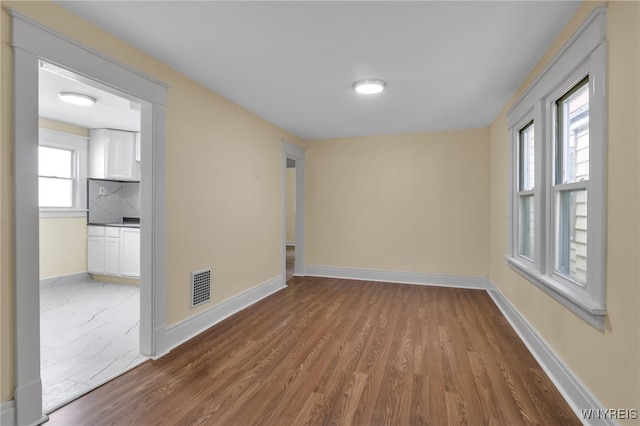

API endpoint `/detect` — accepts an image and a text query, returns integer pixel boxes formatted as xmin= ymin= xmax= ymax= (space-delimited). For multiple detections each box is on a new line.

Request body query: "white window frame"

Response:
xmin=512 ymin=113 xmax=538 ymax=268
xmin=38 ymin=128 xmax=88 ymax=217
xmin=506 ymin=7 xmax=607 ymax=329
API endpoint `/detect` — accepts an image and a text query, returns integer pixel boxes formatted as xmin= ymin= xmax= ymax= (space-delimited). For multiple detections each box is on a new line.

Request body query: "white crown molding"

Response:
xmin=305 ymin=265 xmax=490 ymax=290
xmin=156 ymin=275 xmax=286 ymax=357
xmin=486 ymin=281 xmax=614 ymax=426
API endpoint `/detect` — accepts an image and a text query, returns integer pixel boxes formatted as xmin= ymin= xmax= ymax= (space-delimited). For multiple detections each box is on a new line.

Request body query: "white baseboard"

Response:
xmin=286 ymin=241 xmax=295 ymax=246
xmin=11 ymin=378 xmax=48 ymax=426
xmin=486 ymin=281 xmax=614 ymax=426
xmin=157 ymin=275 xmax=285 ymax=357
xmin=1 ymin=400 xmax=15 ymax=426
xmin=305 ymin=265 xmax=489 ymax=290
xmin=40 ymin=271 xmax=91 ymax=288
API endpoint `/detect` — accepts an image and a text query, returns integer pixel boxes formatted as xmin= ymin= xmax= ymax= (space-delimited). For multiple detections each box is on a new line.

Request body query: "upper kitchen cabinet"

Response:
xmin=90 ymin=129 xmax=140 ymax=181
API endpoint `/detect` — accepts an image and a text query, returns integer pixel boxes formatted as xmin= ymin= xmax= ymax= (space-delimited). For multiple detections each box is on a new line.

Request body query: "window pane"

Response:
xmin=519 ymin=194 xmax=534 ymax=259
xmin=556 ymin=189 xmax=587 ymax=284
xmin=39 ymin=177 xmax=73 ymax=207
xmin=557 ymin=79 xmax=589 ymax=184
xmin=519 ymin=122 xmax=535 ymax=191
xmin=39 ymin=146 xmax=73 ymax=178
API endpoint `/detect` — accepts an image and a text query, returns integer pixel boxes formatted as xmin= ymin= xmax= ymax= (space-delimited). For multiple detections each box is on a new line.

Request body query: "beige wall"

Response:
xmin=39 ymin=117 xmax=89 ymax=138
xmin=2 ymin=0 xmax=638 ymax=415
xmin=488 ymin=0 xmax=640 ymax=417
xmin=39 ymin=217 xmax=87 ymax=280
xmin=38 ymin=119 xmax=89 ymax=280
xmin=306 ymin=129 xmax=489 ymax=276
xmin=286 ymin=168 xmax=296 ymax=243
xmin=1 ymin=1 xmax=304 ymax=402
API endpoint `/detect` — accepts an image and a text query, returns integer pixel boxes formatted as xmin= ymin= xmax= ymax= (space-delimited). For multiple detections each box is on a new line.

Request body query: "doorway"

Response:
xmin=38 ymin=62 xmax=146 ymax=412
xmin=281 ymin=141 xmax=306 ymax=283
xmin=11 ymin=12 xmax=168 ymax=425
xmin=285 ymin=158 xmax=296 ymax=281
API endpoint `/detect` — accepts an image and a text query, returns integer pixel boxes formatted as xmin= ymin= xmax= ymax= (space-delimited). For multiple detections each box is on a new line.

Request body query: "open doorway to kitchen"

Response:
xmin=12 ymin=13 xmax=167 ymax=424
xmin=38 ymin=61 xmax=146 ymax=413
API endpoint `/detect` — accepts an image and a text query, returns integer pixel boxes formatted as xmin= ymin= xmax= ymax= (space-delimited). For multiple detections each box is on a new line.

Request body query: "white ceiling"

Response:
xmin=39 ymin=63 xmax=141 ymax=132
xmin=54 ymin=1 xmax=581 ymax=140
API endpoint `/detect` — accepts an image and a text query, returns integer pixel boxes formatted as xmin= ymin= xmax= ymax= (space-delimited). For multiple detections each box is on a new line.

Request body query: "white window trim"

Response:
xmin=39 ymin=127 xmax=88 ymax=217
xmin=506 ymin=7 xmax=607 ymax=330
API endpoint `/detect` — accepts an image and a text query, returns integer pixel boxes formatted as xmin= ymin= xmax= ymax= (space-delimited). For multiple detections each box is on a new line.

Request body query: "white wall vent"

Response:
xmin=190 ymin=268 xmax=211 ymax=308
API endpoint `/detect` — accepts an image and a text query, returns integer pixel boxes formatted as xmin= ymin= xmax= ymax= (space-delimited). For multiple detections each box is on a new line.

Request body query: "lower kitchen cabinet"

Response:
xmin=88 ymin=225 xmax=140 ymax=278
xmin=120 ymin=228 xmax=141 ymax=278
xmin=87 ymin=228 xmax=105 ymax=273
xmin=105 ymin=227 xmax=121 ymax=276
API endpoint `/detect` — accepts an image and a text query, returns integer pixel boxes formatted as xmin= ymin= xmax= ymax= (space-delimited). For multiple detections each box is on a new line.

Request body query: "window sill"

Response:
xmin=40 ymin=209 xmax=88 ymax=218
xmin=505 ymin=256 xmax=605 ymax=330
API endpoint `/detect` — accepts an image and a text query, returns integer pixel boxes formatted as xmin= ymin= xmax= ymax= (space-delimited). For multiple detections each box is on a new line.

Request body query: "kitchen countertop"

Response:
xmin=88 ymin=222 xmax=140 ymax=228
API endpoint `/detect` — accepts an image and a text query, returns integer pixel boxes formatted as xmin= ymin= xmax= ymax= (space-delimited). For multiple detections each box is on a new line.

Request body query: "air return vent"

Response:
xmin=190 ymin=268 xmax=211 ymax=308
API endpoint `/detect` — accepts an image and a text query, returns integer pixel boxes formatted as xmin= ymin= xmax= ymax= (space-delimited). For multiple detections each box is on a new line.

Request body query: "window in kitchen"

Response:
xmin=38 ymin=128 xmax=88 ymax=216
xmin=39 ymin=145 xmax=74 ymax=208
xmin=505 ymin=8 xmax=606 ymax=329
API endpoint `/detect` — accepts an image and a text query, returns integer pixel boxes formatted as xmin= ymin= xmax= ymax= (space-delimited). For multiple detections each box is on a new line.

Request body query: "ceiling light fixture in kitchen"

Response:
xmin=58 ymin=92 xmax=96 ymax=106
xmin=352 ymin=79 xmax=386 ymax=95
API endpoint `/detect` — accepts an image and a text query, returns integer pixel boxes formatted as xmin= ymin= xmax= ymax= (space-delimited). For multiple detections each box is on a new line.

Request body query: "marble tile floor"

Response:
xmin=40 ymin=278 xmax=148 ymax=413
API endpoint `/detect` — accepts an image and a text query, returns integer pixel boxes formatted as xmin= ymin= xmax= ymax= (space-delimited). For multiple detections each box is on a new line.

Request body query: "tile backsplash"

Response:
xmin=88 ymin=179 xmax=140 ymax=224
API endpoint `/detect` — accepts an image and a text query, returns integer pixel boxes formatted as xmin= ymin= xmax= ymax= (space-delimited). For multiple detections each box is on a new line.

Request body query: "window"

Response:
xmin=518 ymin=121 xmax=535 ymax=260
xmin=38 ymin=128 xmax=88 ymax=216
xmin=39 ymin=146 xmax=74 ymax=208
xmin=506 ymin=8 xmax=606 ymax=329
xmin=555 ymin=78 xmax=589 ymax=285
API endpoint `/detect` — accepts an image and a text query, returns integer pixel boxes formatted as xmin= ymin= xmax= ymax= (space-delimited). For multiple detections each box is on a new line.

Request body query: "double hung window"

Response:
xmin=506 ymin=8 xmax=606 ymax=329
xmin=518 ymin=122 xmax=535 ymax=260
xmin=38 ymin=128 xmax=88 ymax=216
xmin=39 ymin=145 xmax=75 ymax=208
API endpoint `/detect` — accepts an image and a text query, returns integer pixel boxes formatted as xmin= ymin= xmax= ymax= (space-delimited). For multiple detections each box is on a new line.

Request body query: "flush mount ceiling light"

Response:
xmin=352 ymin=79 xmax=387 ymax=95
xmin=58 ymin=92 xmax=96 ymax=106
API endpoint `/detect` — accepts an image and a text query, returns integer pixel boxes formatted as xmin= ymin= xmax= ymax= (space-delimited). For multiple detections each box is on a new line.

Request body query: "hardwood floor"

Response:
xmin=46 ymin=277 xmax=579 ymax=425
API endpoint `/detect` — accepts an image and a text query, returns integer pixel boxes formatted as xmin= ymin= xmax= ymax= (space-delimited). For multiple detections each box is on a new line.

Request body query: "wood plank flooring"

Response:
xmin=46 ymin=277 xmax=579 ymax=425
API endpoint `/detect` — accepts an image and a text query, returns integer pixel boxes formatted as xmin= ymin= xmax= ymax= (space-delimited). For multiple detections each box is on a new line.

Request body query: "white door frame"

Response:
xmin=281 ymin=141 xmax=306 ymax=282
xmin=9 ymin=10 xmax=167 ymax=425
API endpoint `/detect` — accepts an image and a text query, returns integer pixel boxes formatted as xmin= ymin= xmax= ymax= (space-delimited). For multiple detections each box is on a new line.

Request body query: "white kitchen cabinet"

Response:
xmin=90 ymin=129 xmax=137 ymax=181
xmin=87 ymin=225 xmax=140 ymax=278
xmin=105 ymin=227 xmax=121 ymax=276
xmin=87 ymin=226 xmax=105 ymax=274
xmin=134 ymin=132 xmax=141 ymax=181
xmin=120 ymin=228 xmax=140 ymax=277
